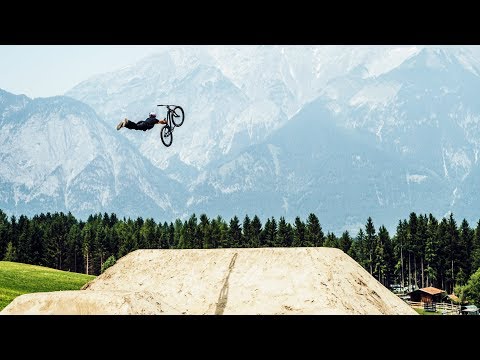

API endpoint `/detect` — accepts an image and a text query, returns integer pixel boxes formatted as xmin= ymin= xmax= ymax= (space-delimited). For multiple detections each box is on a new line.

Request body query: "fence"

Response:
xmin=406 ymin=300 xmax=460 ymax=315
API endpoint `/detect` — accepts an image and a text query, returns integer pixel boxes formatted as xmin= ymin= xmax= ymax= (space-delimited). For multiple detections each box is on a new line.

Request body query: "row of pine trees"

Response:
xmin=1 ymin=209 xmax=479 ymax=294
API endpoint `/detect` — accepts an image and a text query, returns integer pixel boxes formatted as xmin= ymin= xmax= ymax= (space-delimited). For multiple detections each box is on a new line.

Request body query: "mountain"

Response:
xmin=66 ymin=46 xmax=421 ymax=173
xmin=0 ymin=89 xmax=187 ymax=220
xmin=191 ymin=47 xmax=480 ymax=232
xmin=188 ymin=97 xmax=450 ymax=233
xmin=320 ymin=47 xmax=480 ymax=218
xmin=4 ymin=46 xmax=480 ymax=233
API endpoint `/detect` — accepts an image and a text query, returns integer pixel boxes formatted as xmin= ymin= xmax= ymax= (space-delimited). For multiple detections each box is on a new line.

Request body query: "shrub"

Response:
xmin=101 ymin=255 xmax=116 ymax=274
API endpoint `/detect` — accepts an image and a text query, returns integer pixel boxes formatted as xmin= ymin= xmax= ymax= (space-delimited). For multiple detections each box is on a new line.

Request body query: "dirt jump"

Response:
xmin=1 ymin=247 xmax=416 ymax=315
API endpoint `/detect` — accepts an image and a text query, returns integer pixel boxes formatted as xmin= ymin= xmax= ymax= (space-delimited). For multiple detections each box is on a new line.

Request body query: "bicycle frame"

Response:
xmin=157 ymin=104 xmax=178 ymax=132
xmin=157 ymin=104 xmax=184 ymax=147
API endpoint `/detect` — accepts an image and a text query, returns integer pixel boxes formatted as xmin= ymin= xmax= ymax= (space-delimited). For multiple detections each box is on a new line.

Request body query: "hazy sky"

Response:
xmin=2 ymin=45 xmax=480 ymax=100
xmin=0 ymin=45 xmax=169 ymax=98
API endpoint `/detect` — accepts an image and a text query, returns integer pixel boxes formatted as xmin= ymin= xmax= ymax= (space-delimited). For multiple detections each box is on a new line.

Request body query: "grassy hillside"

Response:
xmin=0 ymin=261 xmax=95 ymax=311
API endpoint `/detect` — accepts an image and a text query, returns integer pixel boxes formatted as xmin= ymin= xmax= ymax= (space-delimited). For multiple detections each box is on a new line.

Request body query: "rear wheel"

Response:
xmin=171 ymin=106 xmax=185 ymax=127
xmin=160 ymin=125 xmax=173 ymax=147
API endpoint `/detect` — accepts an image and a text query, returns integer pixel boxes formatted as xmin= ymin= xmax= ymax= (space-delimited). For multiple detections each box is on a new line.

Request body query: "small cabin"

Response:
xmin=407 ymin=287 xmax=446 ymax=303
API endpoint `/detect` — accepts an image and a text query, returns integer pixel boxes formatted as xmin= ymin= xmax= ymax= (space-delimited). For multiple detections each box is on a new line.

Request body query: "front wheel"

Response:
xmin=171 ymin=106 xmax=185 ymax=127
xmin=160 ymin=125 xmax=173 ymax=147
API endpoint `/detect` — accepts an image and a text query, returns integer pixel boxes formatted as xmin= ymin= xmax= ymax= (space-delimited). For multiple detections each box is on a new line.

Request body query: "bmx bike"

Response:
xmin=157 ymin=104 xmax=185 ymax=147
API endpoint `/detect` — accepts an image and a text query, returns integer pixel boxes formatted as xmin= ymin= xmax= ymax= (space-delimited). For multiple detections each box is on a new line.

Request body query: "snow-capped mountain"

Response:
xmin=3 ymin=45 xmax=480 ymax=233
xmin=0 ymin=89 xmax=187 ymax=220
xmin=188 ymin=47 xmax=480 ymax=232
xmin=66 ymin=46 xmax=422 ymax=172
xmin=322 ymin=47 xmax=480 ymax=189
xmin=192 ymin=97 xmax=451 ymax=233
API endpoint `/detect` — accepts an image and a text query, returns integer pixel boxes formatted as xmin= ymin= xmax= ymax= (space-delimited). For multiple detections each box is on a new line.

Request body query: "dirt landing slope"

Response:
xmin=1 ymin=247 xmax=416 ymax=315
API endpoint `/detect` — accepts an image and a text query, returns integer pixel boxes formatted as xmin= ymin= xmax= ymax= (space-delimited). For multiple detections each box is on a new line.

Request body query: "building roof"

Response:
xmin=408 ymin=286 xmax=446 ymax=296
xmin=419 ymin=287 xmax=445 ymax=295
xmin=447 ymin=294 xmax=460 ymax=302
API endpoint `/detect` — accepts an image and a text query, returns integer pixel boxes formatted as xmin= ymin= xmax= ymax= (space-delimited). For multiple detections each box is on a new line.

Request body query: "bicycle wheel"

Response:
xmin=160 ymin=125 xmax=173 ymax=147
xmin=171 ymin=106 xmax=185 ymax=127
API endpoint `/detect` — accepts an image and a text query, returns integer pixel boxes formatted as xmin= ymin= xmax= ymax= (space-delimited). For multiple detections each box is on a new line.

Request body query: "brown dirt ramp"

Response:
xmin=1 ymin=247 xmax=417 ymax=315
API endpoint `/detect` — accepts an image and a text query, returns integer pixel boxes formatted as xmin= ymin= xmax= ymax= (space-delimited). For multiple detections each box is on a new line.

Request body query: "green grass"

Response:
xmin=0 ymin=261 xmax=95 ymax=311
xmin=414 ymin=308 xmax=442 ymax=315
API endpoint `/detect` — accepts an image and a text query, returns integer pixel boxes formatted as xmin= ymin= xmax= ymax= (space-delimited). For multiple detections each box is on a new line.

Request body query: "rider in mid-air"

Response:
xmin=116 ymin=112 xmax=167 ymax=131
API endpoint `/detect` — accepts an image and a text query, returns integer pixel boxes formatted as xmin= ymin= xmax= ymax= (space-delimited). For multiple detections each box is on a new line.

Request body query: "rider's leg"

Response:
xmin=126 ymin=120 xmax=155 ymax=131
xmin=124 ymin=120 xmax=139 ymax=130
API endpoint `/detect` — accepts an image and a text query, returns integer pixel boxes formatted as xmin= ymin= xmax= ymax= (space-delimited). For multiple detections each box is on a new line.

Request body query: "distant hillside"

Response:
xmin=0 ymin=261 xmax=95 ymax=311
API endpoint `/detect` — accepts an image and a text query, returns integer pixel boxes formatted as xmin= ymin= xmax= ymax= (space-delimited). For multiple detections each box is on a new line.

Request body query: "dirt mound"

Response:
xmin=1 ymin=247 xmax=416 ymax=315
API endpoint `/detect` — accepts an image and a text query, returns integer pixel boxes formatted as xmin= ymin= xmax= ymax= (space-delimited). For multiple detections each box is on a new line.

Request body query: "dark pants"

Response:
xmin=125 ymin=120 xmax=155 ymax=131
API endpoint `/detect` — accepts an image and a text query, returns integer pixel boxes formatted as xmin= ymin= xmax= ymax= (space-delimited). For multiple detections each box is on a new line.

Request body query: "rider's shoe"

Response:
xmin=117 ymin=118 xmax=128 ymax=130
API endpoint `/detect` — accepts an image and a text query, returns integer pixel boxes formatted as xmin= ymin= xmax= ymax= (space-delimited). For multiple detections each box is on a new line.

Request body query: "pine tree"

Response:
xmin=424 ymin=214 xmax=439 ymax=287
xmin=16 ymin=216 xmax=32 ymax=264
xmin=276 ymin=216 xmax=292 ymax=247
xmin=210 ymin=217 xmax=221 ymax=248
xmin=260 ymin=218 xmax=270 ymax=247
xmin=305 ymin=213 xmax=324 ymax=247
xmin=8 ymin=215 xmax=18 ymax=256
xmin=3 ymin=241 xmax=16 ymax=261
xmin=186 ymin=214 xmax=199 ymax=248
xmin=29 ymin=219 xmax=45 ymax=266
xmin=446 ymin=213 xmax=460 ymax=293
xmin=242 ymin=215 xmax=252 ymax=248
xmin=0 ymin=209 xmax=10 ymax=260
xmin=293 ymin=217 xmax=306 ymax=247
xmin=365 ymin=217 xmax=376 ymax=275
xmin=262 ymin=217 xmax=277 ymax=247
xmin=199 ymin=214 xmax=211 ymax=249
xmin=436 ymin=217 xmax=449 ymax=290
xmin=383 ymin=228 xmax=395 ymax=287
xmin=167 ymin=222 xmax=175 ymax=249
xmin=179 ymin=214 xmax=198 ymax=249
xmin=339 ymin=231 xmax=353 ymax=254
xmin=173 ymin=219 xmax=183 ymax=248
xmin=472 ymin=220 xmax=480 ymax=272
xmin=107 ymin=222 xmax=120 ymax=256
xmin=406 ymin=213 xmax=418 ymax=290
xmin=250 ymin=215 xmax=262 ymax=248
xmin=82 ymin=222 xmax=94 ymax=275
xmin=323 ymin=232 xmax=338 ymax=248
xmin=66 ymin=224 xmax=83 ymax=273
xmin=139 ymin=218 xmax=158 ymax=249
xmin=13 ymin=215 xmax=29 ymax=264
xmin=459 ymin=218 xmax=474 ymax=279
xmin=392 ymin=220 xmax=407 ymax=290
xmin=95 ymin=225 xmax=109 ymax=271
xmin=45 ymin=214 xmax=69 ymax=270
xmin=374 ymin=225 xmax=389 ymax=285
xmin=417 ymin=214 xmax=429 ymax=288
xmin=218 ymin=216 xmax=229 ymax=248
xmin=351 ymin=228 xmax=367 ymax=268
xmin=229 ymin=216 xmax=242 ymax=248
xmin=156 ymin=222 xmax=168 ymax=249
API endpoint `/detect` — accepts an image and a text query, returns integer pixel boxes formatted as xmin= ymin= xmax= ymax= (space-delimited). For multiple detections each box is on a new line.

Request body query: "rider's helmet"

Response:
xmin=149 ymin=112 xmax=156 ymax=118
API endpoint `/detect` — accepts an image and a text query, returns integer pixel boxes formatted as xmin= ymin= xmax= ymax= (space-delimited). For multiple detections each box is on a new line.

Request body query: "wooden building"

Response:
xmin=408 ymin=287 xmax=446 ymax=303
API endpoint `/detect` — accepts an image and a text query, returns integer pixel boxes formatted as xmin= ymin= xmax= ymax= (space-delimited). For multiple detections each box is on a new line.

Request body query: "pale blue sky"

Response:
xmin=3 ymin=45 xmax=480 ymax=100
xmin=0 ymin=45 xmax=169 ymax=98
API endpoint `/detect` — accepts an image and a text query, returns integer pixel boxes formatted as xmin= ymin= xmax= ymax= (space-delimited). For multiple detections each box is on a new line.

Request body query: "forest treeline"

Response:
xmin=1 ymin=209 xmax=480 ymax=294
